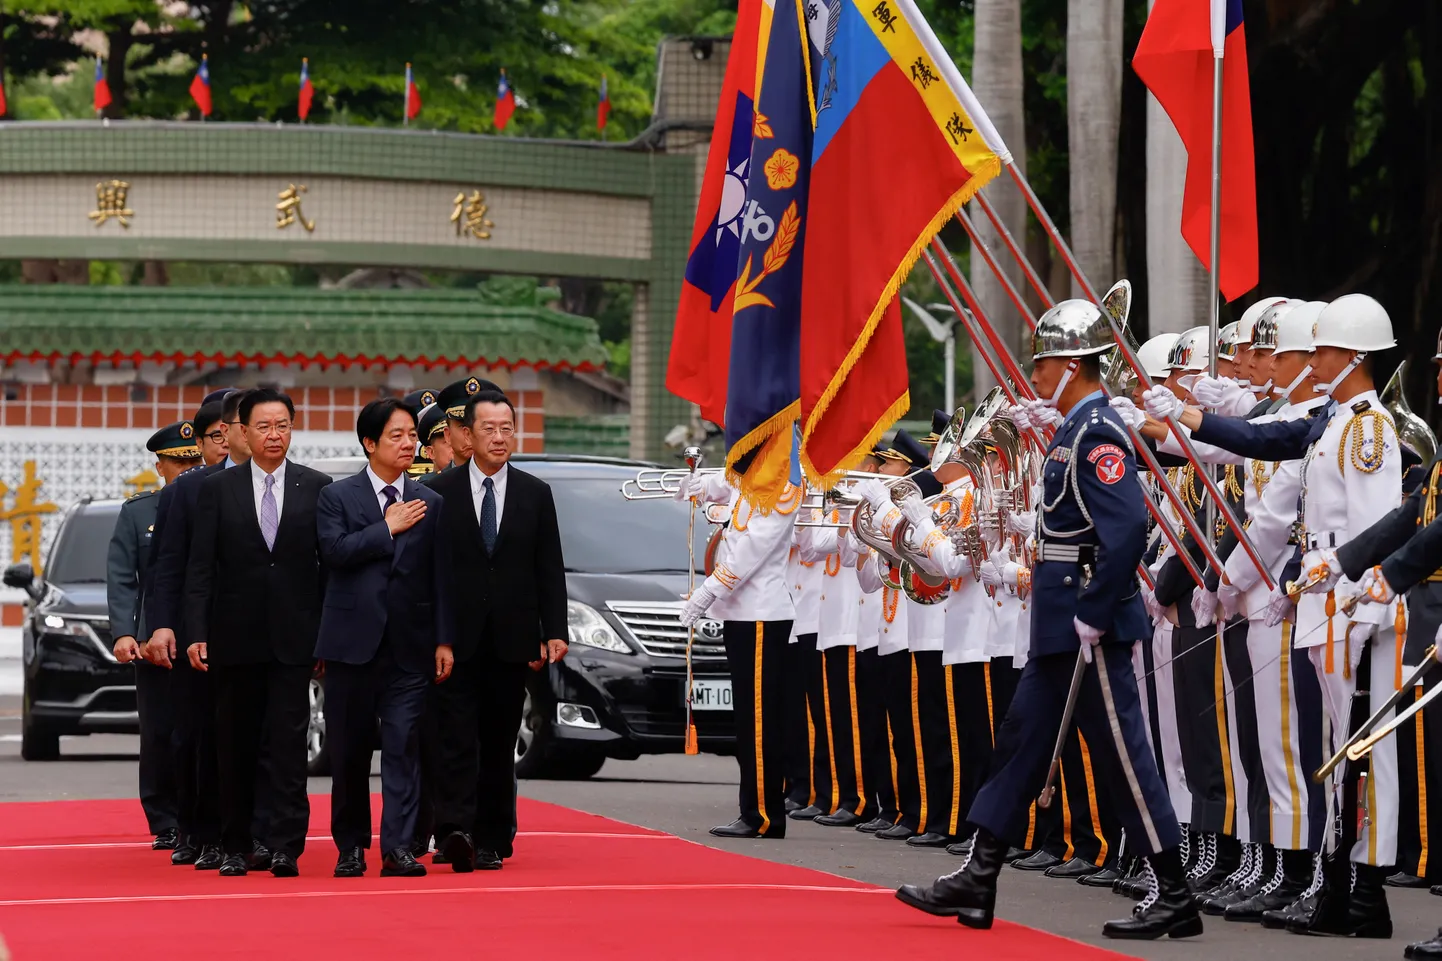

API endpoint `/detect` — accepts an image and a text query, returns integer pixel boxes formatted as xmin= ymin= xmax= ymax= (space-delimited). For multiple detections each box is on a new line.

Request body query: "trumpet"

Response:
xmin=795 ymin=471 xmax=908 ymax=528
xmin=620 ymin=466 xmax=724 ymax=500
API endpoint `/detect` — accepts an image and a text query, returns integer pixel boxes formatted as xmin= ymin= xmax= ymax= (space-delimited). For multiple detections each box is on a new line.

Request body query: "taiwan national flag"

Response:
xmin=1133 ymin=0 xmax=1258 ymax=300
xmin=664 ymin=0 xmax=765 ymax=428
xmin=596 ymin=75 xmax=611 ymax=131
xmin=94 ymin=57 xmax=113 ymax=113
xmin=189 ymin=54 xmax=212 ymax=117
xmin=404 ymin=63 xmax=422 ymax=119
xmin=298 ymin=58 xmax=315 ymax=121
xmin=494 ymin=69 xmax=516 ymax=131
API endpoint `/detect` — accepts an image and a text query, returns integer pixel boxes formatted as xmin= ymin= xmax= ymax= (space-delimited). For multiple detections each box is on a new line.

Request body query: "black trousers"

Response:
xmin=134 ymin=661 xmax=178 ymax=835
xmin=1171 ymin=624 xmax=1232 ymax=834
xmin=325 ymin=644 xmax=430 ymax=855
xmin=855 ymin=647 xmax=897 ymax=822
xmin=1397 ymin=586 xmax=1442 ymax=879
xmin=433 ymin=654 xmax=528 ymax=857
xmin=725 ymin=620 xmax=790 ymax=836
xmin=212 ymin=661 xmax=312 ymax=859
xmin=412 ymin=684 xmax=443 ymax=851
xmin=1052 ymin=730 xmax=1122 ymax=865
xmin=913 ymin=651 xmax=959 ymax=837
xmin=880 ymin=649 xmax=922 ymax=831
xmin=1219 ymin=620 xmax=1271 ymax=843
xmin=822 ymin=646 xmax=871 ymax=820
xmin=170 ymin=657 xmax=220 ymax=844
xmin=782 ymin=633 xmax=825 ymax=808
xmin=951 ymin=659 xmax=1014 ymax=838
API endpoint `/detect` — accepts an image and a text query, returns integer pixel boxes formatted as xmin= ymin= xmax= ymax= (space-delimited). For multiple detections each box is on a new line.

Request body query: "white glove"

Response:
xmin=1299 ymin=548 xmax=1343 ymax=594
xmin=1006 ymin=509 xmax=1036 ymax=537
xmin=1263 ymin=587 xmax=1294 ymax=627
xmin=1027 ymin=399 xmax=1064 ymax=429
xmin=979 ymin=558 xmax=1005 ymax=590
xmin=1358 ymin=566 xmax=1396 ymax=606
xmin=1190 ymin=375 xmax=1233 ymax=409
xmin=1433 ymin=622 xmax=1442 ymax=663
xmin=1191 ymin=589 xmax=1217 ymax=627
xmin=1009 ymin=403 xmax=1034 ymax=432
xmin=853 ymin=478 xmax=892 ymax=512
xmin=1141 ymin=586 xmax=1163 ymax=624
xmin=1143 ymin=385 xmax=1185 ymax=421
xmin=901 ymin=494 xmax=933 ymax=526
xmin=1345 ymin=620 xmax=1377 ymax=649
xmin=1075 ymin=617 xmax=1104 ymax=664
xmin=1218 ymin=582 xmax=1243 ymax=620
xmin=679 ymin=580 xmax=719 ymax=627
xmin=1108 ymin=396 xmax=1146 ymax=430
xmin=673 ymin=471 xmax=705 ymax=503
xmin=1001 ymin=562 xmax=1021 ymax=589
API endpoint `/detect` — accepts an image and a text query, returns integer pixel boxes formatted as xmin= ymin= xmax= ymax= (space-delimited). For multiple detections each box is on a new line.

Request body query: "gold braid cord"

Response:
xmin=1337 ymin=410 xmax=1391 ymax=475
xmin=1423 ymin=462 xmax=1442 ymax=528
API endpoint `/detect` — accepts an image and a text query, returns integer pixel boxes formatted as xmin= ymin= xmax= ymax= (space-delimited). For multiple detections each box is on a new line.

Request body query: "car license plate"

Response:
xmin=689 ymin=679 xmax=732 ymax=711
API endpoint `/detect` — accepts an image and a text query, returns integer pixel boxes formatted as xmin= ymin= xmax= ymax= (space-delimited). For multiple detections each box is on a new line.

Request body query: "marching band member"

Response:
xmin=784 ymin=524 xmax=829 ymax=819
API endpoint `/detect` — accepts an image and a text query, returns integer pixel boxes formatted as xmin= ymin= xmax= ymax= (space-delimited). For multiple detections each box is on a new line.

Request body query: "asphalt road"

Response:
xmin=0 ymin=694 xmax=1430 ymax=960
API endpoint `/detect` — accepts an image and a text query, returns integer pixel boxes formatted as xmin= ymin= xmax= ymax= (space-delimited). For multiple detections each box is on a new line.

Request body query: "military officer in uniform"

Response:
xmin=420 ymin=378 xmax=500 ymax=484
xmin=414 ymin=403 xmax=452 ymax=474
xmin=108 ymin=421 xmax=202 ymax=850
xmin=895 ymin=297 xmax=1197 ymax=941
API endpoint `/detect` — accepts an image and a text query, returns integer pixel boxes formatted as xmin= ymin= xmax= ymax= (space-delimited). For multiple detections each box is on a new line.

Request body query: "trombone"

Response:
xmin=795 ymin=470 xmax=907 ymax=528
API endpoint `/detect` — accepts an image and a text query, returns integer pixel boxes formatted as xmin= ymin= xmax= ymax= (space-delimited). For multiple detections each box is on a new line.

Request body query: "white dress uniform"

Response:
xmin=1145 ymin=469 xmax=1194 ymax=820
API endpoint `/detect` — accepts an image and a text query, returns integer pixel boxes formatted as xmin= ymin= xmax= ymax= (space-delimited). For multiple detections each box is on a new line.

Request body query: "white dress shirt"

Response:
xmin=365 ymin=465 xmax=406 ymax=513
xmin=251 ymin=458 xmax=287 ymax=525
xmin=469 ymin=459 xmax=508 ymax=528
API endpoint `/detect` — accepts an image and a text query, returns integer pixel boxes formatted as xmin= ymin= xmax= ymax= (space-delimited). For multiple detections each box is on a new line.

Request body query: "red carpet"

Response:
xmin=0 ymin=796 xmax=1136 ymax=961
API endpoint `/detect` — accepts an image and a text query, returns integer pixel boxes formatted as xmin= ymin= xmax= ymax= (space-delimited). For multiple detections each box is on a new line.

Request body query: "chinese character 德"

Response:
xmin=872 ymin=1 xmax=898 ymax=32
xmin=450 ymin=190 xmax=495 ymax=240
xmin=911 ymin=57 xmax=938 ymax=90
xmin=0 ymin=461 xmax=58 ymax=573
xmin=945 ymin=112 xmax=973 ymax=145
xmin=276 ymin=184 xmax=316 ymax=232
xmin=88 ymin=180 xmax=134 ymax=229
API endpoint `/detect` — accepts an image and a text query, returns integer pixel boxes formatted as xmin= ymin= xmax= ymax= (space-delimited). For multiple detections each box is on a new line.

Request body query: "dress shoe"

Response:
xmin=334 ymin=847 xmax=366 ymax=878
xmin=894 ymin=828 xmax=1008 ymax=929
xmin=1388 ymin=871 xmax=1428 ymax=888
xmin=1407 ymin=928 xmax=1442 ymax=959
xmin=431 ymin=848 xmax=449 ymax=865
xmin=906 ymin=832 xmax=953 ymax=848
xmin=382 ymin=848 xmax=427 ymax=877
xmin=171 ymin=839 xmax=199 ymax=865
xmin=814 ymin=810 xmax=864 ymax=828
xmin=709 ymin=817 xmax=779 ymax=839
xmin=876 ymin=822 xmax=917 ymax=841
xmin=1045 ymin=857 xmax=1101 ymax=880
xmin=1004 ymin=847 xmax=1031 ymax=863
xmin=269 ymin=853 xmax=299 ymax=877
xmin=788 ymin=804 xmax=824 ymax=821
xmin=946 ymin=837 xmax=974 ymax=857
xmin=442 ymin=831 xmax=475 ymax=872
xmin=218 ymin=854 xmax=248 ymax=877
xmin=249 ymin=842 xmax=273 ymax=871
xmin=411 ymin=837 xmax=432 ymax=860
xmin=152 ymin=828 xmax=179 ymax=851
xmin=1078 ymin=866 xmax=1122 ymax=888
xmin=855 ymin=817 xmax=893 ymax=834
xmin=784 ymin=797 xmax=803 ymax=813
xmin=194 ymin=844 xmax=223 ymax=871
xmin=1011 ymin=850 xmax=1062 ymax=871
xmin=473 ymin=849 xmax=503 ymax=871
xmin=1102 ymin=847 xmax=1203 ymax=940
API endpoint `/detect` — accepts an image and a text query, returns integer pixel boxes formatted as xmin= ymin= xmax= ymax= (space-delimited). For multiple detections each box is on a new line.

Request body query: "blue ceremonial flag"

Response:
xmin=723 ymin=0 xmax=815 ymax=511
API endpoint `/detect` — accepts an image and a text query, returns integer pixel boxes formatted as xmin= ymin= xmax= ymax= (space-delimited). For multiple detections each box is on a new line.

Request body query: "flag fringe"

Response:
xmin=799 ymin=389 xmax=911 ymax=491
xmin=799 ymin=162 xmax=998 ymax=487
xmin=724 ymin=399 xmax=800 ymax=514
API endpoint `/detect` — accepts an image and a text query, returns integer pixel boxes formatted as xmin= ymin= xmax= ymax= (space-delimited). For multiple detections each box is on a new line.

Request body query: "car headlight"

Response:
xmin=567 ymin=601 xmax=633 ymax=655
xmin=38 ymin=614 xmax=114 ymax=661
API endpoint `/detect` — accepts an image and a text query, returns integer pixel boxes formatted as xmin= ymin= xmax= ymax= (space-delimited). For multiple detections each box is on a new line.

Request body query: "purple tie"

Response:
xmin=260 ymin=473 xmax=279 ymax=550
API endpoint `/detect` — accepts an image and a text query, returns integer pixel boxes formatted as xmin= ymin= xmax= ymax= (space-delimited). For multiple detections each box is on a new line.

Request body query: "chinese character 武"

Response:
xmin=872 ymin=1 xmax=898 ymax=32
xmin=88 ymin=180 xmax=134 ymax=229
xmin=911 ymin=57 xmax=938 ymax=90
xmin=450 ymin=190 xmax=495 ymax=240
xmin=945 ymin=112 xmax=973 ymax=145
xmin=276 ymin=184 xmax=316 ymax=232
xmin=0 ymin=461 xmax=57 ymax=573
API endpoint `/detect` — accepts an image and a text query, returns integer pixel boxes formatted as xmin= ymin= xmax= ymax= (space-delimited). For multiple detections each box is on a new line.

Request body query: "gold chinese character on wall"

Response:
xmin=0 ymin=461 xmax=58 ymax=573
xmin=451 ymin=189 xmax=494 ymax=240
xmin=124 ymin=469 xmax=162 ymax=495
xmin=276 ymin=184 xmax=316 ymax=232
xmin=88 ymin=180 xmax=134 ymax=229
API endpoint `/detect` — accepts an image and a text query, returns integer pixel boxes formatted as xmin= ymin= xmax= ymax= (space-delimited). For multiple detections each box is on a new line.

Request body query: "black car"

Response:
xmin=307 ymin=454 xmax=733 ymax=779
xmin=4 ymin=498 xmax=131 ymax=760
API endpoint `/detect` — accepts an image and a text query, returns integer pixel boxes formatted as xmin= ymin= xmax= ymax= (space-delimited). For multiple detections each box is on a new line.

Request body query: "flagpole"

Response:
xmin=1205 ymin=47 xmax=1224 ymax=596
xmin=403 ymin=63 xmax=410 ymax=128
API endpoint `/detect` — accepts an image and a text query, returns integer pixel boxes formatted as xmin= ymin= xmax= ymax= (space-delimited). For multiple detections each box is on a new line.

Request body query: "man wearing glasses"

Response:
xmin=184 ymin=388 xmax=333 ymax=877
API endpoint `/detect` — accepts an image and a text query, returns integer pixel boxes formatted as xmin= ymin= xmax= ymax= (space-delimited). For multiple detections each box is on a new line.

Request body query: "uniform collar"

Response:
xmin=1060 ymin=390 xmax=1105 ymax=431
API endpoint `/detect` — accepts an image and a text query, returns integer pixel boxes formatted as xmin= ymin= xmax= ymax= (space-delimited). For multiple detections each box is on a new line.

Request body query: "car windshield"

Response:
xmin=549 ymin=477 xmax=710 ymax=575
xmin=46 ymin=509 xmax=119 ymax=584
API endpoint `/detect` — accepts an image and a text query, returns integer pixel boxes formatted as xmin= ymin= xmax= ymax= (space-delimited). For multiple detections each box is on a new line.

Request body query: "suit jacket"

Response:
xmin=144 ymin=462 xmax=227 ymax=638
xmin=429 ymin=462 xmax=567 ymax=664
xmin=106 ymin=490 xmax=159 ymax=642
xmin=314 ymin=470 xmax=453 ymax=674
xmin=184 ymin=459 xmax=332 ymax=666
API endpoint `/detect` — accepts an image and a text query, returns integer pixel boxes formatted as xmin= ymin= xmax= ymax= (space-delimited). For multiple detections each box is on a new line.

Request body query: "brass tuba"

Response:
xmin=1382 ymin=360 xmax=1438 ymax=465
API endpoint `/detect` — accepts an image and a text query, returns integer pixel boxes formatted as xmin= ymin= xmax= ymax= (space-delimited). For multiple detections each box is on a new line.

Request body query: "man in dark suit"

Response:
xmin=185 ymin=388 xmax=332 ymax=878
xmin=316 ymin=398 xmax=454 ymax=879
xmin=428 ymin=389 xmax=568 ymax=871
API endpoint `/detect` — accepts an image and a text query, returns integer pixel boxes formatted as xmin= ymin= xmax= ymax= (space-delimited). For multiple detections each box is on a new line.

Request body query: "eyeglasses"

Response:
xmin=203 ymin=430 xmax=225 ymax=444
xmin=474 ymin=425 xmax=515 ymax=438
xmin=252 ymin=422 xmax=292 ymax=436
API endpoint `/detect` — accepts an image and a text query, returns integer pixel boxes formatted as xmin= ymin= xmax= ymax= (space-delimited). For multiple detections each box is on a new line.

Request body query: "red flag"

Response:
xmin=189 ymin=54 xmax=212 ymax=117
xmin=93 ymin=57 xmax=112 ymax=113
xmin=494 ymin=68 xmax=515 ymax=131
xmin=298 ymin=58 xmax=314 ymax=121
xmin=596 ymin=75 xmax=610 ymax=131
xmin=1133 ymin=0 xmax=1258 ymax=301
xmin=404 ymin=63 xmax=421 ymax=119
xmin=664 ymin=0 xmax=764 ymax=427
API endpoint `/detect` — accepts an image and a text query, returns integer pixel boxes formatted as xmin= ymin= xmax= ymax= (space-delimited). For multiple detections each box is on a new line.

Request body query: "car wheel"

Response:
xmin=306 ymin=677 xmax=329 ymax=777
xmin=20 ymin=695 xmax=59 ymax=761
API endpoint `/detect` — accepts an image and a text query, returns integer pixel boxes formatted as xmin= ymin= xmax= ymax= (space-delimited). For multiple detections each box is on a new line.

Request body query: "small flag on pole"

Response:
xmin=404 ymin=62 xmax=422 ymax=121
xmin=494 ymin=68 xmax=515 ymax=131
xmin=94 ymin=57 xmax=112 ymax=113
xmin=189 ymin=54 xmax=212 ymax=117
xmin=596 ymin=74 xmax=610 ymax=131
xmin=298 ymin=58 xmax=314 ymax=121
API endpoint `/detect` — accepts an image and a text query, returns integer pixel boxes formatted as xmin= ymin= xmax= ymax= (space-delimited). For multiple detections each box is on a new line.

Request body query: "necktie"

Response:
xmin=480 ymin=476 xmax=497 ymax=554
xmin=382 ymin=484 xmax=399 ymax=512
xmin=260 ymin=472 xmax=279 ymax=550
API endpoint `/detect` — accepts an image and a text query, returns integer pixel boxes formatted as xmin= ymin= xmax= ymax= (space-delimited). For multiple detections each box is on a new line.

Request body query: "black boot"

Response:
xmin=1228 ymin=847 xmax=1312 ymax=922
xmin=1190 ymin=832 xmax=1241 ymax=892
xmin=1286 ymin=849 xmax=1352 ymax=935
xmin=1346 ymin=863 xmax=1393 ymax=939
xmin=894 ymin=828 xmax=1006 ymax=929
xmin=1408 ymin=928 xmax=1442 ymax=959
xmin=1198 ymin=843 xmax=1256 ymax=914
xmin=1101 ymin=846 xmax=1203 ymax=940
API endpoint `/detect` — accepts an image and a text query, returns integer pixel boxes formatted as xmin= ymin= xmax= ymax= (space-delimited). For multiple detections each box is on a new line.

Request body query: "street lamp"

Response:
xmin=900 ymin=296 xmax=962 ymax=413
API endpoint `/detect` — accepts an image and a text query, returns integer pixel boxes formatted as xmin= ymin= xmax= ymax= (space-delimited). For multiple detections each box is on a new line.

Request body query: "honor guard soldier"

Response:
xmin=402 ymin=388 xmax=439 ymax=413
xmin=422 ymin=378 xmax=500 ymax=483
xmin=416 ymin=403 xmax=452 ymax=474
xmin=108 ymin=421 xmax=202 ymax=850
xmin=896 ymin=296 xmax=1196 ymax=941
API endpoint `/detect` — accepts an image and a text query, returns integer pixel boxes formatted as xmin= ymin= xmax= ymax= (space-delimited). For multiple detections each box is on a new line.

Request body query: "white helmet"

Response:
xmin=1274 ymin=301 xmax=1326 ymax=355
xmin=1167 ymin=326 xmax=1211 ymax=373
xmin=1137 ymin=332 xmax=1180 ymax=380
xmin=1236 ymin=296 xmax=1289 ymax=344
xmin=1312 ymin=294 xmax=1395 ymax=352
xmin=1217 ymin=321 xmax=1241 ymax=360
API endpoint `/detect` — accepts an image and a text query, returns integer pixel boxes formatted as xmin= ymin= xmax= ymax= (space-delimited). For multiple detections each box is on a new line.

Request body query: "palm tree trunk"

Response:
xmin=1067 ymin=0 xmax=1123 ymax=298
